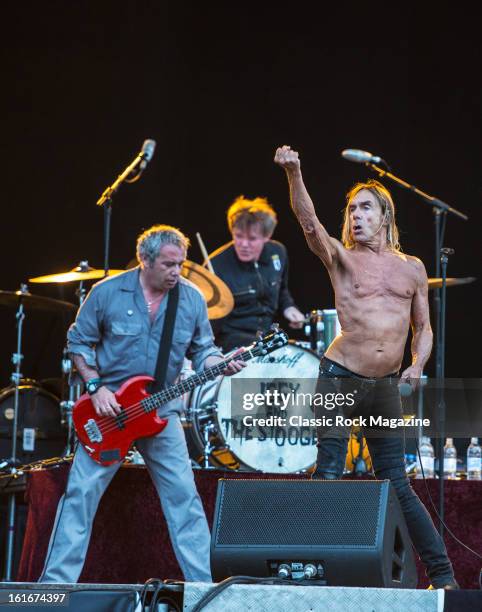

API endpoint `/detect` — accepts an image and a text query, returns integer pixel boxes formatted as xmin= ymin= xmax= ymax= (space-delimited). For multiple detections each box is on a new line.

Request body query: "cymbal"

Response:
xmin=428 ymin=277 xmax=476 ymax=290
xmin=29 ymin=265 xmax=124 ymax=284
xmin=0 ymin=290 xmax=76 ymax=314
xmin=182 ymin=260 xmax=234 ymax=319
xmin=125 ymin=258 xmax=234 ymax=319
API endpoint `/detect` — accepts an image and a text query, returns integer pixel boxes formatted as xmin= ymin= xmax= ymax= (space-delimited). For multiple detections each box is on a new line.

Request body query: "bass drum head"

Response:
xmin=0 ymin=382 xmax=64 ymax=463
xmin=186 ymin=342 xmax=320 ymax=473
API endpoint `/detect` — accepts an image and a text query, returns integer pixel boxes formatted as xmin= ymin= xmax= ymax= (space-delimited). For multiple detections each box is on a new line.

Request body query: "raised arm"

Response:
xmin=274 ymin=145 xmax=339 ymax=269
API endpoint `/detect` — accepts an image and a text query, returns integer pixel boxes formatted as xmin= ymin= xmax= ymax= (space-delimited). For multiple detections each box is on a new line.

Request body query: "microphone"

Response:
xmin=97 ymin=138 xmax=157 ymax=206
xmin=138 ymin=139 xmax=156 ymax=171
xmin=341 ymin=149 xmax=382 ymax=164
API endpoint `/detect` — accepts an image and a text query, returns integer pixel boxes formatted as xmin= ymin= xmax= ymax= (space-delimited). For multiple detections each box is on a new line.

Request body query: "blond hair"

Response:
xmin=227 ymin=196 xmax=277 ymax=237
xmin=341 ymin=180 xmax=401 ymax=251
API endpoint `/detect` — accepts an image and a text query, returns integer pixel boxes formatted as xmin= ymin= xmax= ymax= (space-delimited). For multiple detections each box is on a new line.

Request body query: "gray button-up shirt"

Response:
xmin=67 ymin=267 xmax=222 ymax=414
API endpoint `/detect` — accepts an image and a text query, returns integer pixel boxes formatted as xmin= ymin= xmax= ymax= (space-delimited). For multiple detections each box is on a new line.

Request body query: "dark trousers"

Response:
xmin=313 ymin=357 xmax=455 ymax=587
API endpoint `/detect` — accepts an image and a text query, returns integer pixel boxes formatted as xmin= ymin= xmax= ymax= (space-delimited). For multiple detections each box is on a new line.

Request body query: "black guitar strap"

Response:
xmin=151 ymin=283 xmax=180 ymax=393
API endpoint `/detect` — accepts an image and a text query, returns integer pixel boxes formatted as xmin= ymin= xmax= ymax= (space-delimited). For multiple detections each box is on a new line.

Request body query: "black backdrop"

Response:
xmin=1 ymin=1 xmax=480 ymax=389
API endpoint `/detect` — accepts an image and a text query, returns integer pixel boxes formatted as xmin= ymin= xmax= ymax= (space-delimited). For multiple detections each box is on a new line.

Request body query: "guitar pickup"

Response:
xmin=84 ymin=419 xmax=103 ymax=443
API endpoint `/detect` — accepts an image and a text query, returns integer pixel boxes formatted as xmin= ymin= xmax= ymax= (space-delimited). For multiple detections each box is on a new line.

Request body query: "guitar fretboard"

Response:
xmin=140 ymin=347 xmax=257 ymax=413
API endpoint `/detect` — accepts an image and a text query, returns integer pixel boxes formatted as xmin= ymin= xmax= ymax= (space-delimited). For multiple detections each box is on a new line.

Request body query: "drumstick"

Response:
xmin=196 ymin=232 xmax=215 ymax=274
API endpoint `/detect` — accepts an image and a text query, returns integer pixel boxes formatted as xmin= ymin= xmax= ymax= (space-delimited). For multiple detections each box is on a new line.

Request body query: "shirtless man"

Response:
xmin=274 ymin=145 xmax=458 ymax=590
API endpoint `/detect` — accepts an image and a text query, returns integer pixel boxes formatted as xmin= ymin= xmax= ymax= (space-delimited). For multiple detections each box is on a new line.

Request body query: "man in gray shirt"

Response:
xmin=39 ymin=225 xmax=244 ymax=583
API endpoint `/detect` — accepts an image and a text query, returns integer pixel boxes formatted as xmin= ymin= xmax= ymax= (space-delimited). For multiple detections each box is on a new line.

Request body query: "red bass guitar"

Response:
xmin=73 ymin=326 xmax=288 ymax=465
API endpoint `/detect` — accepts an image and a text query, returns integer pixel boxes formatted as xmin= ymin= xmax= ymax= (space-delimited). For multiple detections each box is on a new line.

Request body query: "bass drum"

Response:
xmin=0 ymin=381 xmax=65 ymax=463
xmin=184 ymin=342 xmax=320 ymax=473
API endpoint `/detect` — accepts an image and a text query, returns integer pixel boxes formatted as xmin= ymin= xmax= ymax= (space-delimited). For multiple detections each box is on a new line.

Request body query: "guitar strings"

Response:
xmin=93 ymin=349 xmax=256 ymax=437
xmin=97 ymin=363 xmax=228 ymax=436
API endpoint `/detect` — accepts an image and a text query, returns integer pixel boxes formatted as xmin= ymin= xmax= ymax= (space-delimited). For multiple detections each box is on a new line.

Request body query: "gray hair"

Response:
xmin=136 ymin=224 xmax=190 ymax=266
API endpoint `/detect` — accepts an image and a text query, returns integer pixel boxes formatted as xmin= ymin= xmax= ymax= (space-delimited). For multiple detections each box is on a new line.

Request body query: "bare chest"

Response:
xmin=336 ymin=255 xmax=417 ymax=301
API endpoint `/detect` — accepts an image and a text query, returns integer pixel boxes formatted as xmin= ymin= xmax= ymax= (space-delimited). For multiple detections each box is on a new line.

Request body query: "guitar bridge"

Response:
xmin=84 ymin=419 xmax=103 ymax=443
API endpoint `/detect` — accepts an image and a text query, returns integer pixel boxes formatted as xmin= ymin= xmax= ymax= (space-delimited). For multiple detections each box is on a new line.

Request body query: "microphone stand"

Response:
xmin=366 ymin=163 xmax=468 ymax=535
xmin=96 ymin=151 xmax=147 ymax=275
xmin=435 ymin=247 xmax=454 ymax=537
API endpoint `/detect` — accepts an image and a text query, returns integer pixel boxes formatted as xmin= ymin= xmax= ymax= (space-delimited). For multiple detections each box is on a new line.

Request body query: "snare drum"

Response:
xmin=184 ymin=342 xmax=320 ymax=473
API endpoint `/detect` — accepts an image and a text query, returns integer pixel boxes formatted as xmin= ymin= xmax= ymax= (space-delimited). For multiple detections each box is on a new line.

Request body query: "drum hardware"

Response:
xmin=202 ymin=422 xmax=217 ymax=470
xmin=125 ymin=448 xmax=145 ymax=465
xmin=0 ymin=288 xmax=76 ymax=315
xmin=320 ymin=309 xmax=340 ymax=350
xmin=304 ymin=310 xmax=323 ymax=354
xmin=352 ymin=430 xmax=368 ymax=475
xmin=31 ymin=261 xmax=114 ymax=454
xmin=2 ymin=284 xmax=27 ymax=580
xmin=60 ymin=348 xmax=81 ymax=456
xmin=427 ymin=276 xmax=476 ymax=289
xmin=187 ymin=401 xmax=223 ymax=470
xmin=345 ymin=429 xmax=372 ymax=475
xmin=303 ymin=309 xmax=341 ymax=355
xmin=29 ymin=261 xmax=125 ymax=286
xmin=0 ymin=285 xmax=30 ymax=579
xmin=184 ymin=342 xmax=320 ymax=473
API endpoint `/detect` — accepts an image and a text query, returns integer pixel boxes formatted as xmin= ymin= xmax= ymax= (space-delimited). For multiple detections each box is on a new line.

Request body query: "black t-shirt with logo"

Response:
xmin=210 ymin=240 xmax=295 ymax=351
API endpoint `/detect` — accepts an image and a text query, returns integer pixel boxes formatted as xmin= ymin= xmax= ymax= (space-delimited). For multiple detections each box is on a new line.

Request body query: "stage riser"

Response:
xmin=184 ymin=583 xmax=441 ymax=612
xmin=3 ymin=582 xmax=481 ymax=611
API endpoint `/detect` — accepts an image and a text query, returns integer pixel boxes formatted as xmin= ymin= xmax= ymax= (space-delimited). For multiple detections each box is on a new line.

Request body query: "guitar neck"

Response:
xmin=143 ymin=347 xmax=256 ymax=413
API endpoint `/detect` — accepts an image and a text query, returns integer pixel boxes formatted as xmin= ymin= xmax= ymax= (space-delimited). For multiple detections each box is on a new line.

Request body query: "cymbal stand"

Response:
xmin=2 ymin=284 xmax=28 ymax=581
xmin=202 ymin=422 xmax=216 ymax=469
xmin=60 ymin=349 xmax=78 ymax=456
xmin=60 ymin=272 xmax=89 ymax=455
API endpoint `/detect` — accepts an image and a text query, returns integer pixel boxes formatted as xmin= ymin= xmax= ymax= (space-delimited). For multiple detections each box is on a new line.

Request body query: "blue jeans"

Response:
xmin=313 ymin=357 xmax=455 ymax=587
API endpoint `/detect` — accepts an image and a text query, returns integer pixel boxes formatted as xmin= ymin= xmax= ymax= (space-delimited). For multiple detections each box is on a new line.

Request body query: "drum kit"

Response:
xmin=0 ymin=270 xmax=476 ymax=475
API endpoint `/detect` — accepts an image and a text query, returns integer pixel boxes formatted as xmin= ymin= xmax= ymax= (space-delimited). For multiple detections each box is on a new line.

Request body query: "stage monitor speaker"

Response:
xmin=211 ymin=479 xmax=417 ymax=588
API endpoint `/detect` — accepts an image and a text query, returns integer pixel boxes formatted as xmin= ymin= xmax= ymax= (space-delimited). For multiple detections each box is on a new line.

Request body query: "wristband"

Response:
xmin=86 ymin=378 xmax=102 ymax=396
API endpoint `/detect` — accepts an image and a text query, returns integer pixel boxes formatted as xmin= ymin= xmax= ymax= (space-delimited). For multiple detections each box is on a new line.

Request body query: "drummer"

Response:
xmin=209 ymin=196 xmax=305 ymax=352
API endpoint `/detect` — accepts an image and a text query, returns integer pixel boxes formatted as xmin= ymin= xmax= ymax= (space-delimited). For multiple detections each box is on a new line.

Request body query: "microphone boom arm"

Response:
xmin=96 ymin=151 xmax=147 ymax=207
xmin=366 ymin=162 xmax=468 ymax=221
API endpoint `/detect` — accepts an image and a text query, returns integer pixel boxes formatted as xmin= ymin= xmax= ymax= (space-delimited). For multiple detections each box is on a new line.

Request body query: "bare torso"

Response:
xmin=274 ymin=145 xmax=432 ymax=383
xmin=325 ymin=248 xmax=419 ymax=377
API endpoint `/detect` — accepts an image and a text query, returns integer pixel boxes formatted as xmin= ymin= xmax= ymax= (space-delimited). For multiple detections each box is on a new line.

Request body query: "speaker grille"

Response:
xmin=215 ymin=480 xmax=383 ymax=547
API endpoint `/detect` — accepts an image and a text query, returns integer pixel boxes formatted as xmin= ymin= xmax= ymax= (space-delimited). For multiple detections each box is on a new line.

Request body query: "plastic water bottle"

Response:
xmin=467 ymin=438 xmax=482 ymax=480
xmin=443 ymin=438 xmax=457 ymax=479
xmin=405 ymin=453 xmax=417 ymax=476
xmin=416 ymin=437 xmax=435 ymax=478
